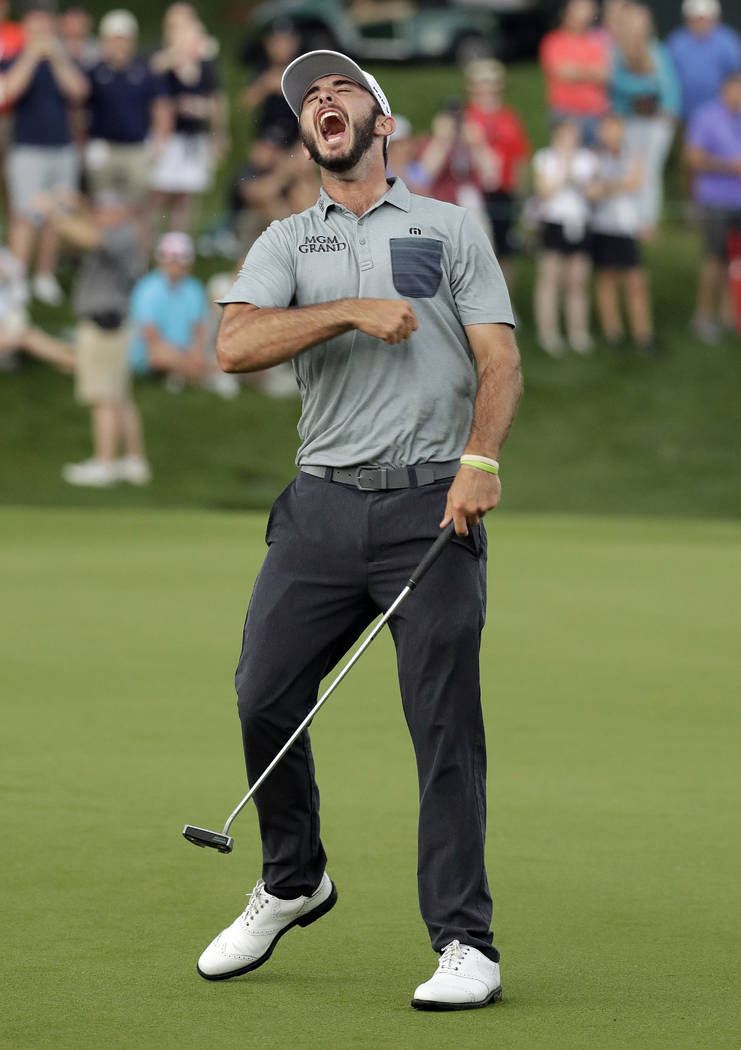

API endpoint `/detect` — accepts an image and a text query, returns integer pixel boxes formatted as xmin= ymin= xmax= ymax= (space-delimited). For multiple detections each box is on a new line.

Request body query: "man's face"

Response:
xmin=564 ymin=0 xmax=596 ymax=32
xmin=24 ymin=11 xmax=55 ymax=38
xmin=686 ymin=15 xmax=715 ymax=37
xmin=160 ymin=258 xmax=190 ymax=282
xmin=102 ymin=32 xmax=136 ymax=67
xmin=299 ymin=75 xmax=380 ymax=173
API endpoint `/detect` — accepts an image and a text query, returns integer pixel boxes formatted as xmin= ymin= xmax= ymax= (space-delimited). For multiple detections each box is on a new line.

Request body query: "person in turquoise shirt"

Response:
xmin=129 ymin=231 xmax=209 ymax=383
xmin=609 ymin=3 xmax=680 ymax=235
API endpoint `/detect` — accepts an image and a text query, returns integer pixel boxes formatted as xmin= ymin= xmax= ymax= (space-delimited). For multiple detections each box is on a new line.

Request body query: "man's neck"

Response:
xmin=319 ymin=157 xmax=391 ymax=217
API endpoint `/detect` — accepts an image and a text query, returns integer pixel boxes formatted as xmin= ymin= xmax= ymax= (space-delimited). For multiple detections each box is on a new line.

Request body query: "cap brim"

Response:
xmin=281 ymin=50 xmax=390 ymax=118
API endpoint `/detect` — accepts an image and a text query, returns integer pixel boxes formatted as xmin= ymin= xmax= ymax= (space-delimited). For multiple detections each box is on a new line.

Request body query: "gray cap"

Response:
xmin=281 ymin=49 xmax=391 ymax=119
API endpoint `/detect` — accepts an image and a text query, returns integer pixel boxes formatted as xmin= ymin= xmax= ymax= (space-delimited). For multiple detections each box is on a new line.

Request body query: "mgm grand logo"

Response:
xmin=298 ymin=235 xmax=348 ymax=254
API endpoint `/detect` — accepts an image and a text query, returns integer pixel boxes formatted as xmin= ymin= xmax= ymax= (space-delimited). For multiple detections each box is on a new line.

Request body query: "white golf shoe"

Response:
xmin=197 ymin=873 xmax=337 ymax=981
xmin=61 ymin=458 xmax=119 ymax=487
xmin=411 ymin=940 xmax=502 ymax=1011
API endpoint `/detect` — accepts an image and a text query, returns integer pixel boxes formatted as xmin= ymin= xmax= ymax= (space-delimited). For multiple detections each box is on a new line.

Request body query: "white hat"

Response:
xmin=682 ymin=0 xmax=720 ymax=18
xmin=156 ymin=231 xmax=194 ymax=264
xmin=99 ymin=9 xmax=138 ymax=38
xmin=281 ymin=50 xmax=391 ymax=119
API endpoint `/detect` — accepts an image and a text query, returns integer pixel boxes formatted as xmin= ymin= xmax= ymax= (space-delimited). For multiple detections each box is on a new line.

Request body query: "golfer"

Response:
xmin=196 ymin=50 xmax=523 ymax=1011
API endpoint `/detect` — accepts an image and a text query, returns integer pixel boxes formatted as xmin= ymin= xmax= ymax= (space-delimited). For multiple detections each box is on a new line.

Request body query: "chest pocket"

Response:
xmin=389 ymin=237 xmax=443 ymax=299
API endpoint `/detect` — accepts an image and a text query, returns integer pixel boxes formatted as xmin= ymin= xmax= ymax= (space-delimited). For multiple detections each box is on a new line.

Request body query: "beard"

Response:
xmin=300 ymin=108 xmax=378 ymax=173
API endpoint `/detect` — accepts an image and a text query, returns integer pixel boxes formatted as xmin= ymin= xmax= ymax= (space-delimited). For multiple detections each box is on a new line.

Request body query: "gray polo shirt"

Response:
xmin=221 ymin=177 xmax=514 ymax=468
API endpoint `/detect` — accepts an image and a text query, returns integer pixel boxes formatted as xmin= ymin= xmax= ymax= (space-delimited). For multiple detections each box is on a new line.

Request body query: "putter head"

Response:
xmin=183 ymin=825 xmax=234 ymax=854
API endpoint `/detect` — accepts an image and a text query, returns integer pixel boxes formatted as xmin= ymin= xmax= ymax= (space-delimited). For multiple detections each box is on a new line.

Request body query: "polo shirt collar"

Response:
xmin=315 ymin=177 xmax=412 ymax=220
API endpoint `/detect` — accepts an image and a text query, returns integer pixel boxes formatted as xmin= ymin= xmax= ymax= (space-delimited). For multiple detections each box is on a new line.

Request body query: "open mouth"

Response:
xmin=318 ymin=109 xmax=347 ymax=144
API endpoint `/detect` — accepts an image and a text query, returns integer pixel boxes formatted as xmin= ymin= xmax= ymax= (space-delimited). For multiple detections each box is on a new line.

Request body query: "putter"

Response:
xmin=183 ymin=521 xmax=456 ymax=854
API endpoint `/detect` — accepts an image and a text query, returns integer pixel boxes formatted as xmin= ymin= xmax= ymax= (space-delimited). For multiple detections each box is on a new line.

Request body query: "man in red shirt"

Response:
xmin=0 ymin=0 xmax=25 ymax=213
xmin=539 ymin=0 xmax=609 ymax=143
xmin=464 ymin=58 xmax=530 ymax=290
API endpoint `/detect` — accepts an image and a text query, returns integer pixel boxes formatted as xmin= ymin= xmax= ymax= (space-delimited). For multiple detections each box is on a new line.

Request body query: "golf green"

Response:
xmin=2 ymin=508 xmax=738 ymax=1049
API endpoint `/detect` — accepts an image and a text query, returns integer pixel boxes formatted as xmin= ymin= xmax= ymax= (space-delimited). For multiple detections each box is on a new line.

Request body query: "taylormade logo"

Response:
xmin=298 ymin=235 xmax=347 ymax=254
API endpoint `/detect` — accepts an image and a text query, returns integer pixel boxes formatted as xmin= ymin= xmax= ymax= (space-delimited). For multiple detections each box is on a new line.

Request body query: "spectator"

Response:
xmin=241 ymin=19 xmax=300 ymax=146
xmin=128 ymin=231 xmax=210 ymax=391
xmin=34 ymin=189 xmax=150 ymax=486
xmin=85 ymin=10 xmax=170 ymax=223
xmin=609 ymin=3 xmax=680 ymax=237
xmin=685 ymin=71 xmax=741 ymax=343
xmin=229 ymin=132 xmax=320 ymax=251
xmin=588 ymin=112 xmax=654 ymax=351
xmin=667 ymin=0 xmax=741 ymax=123
xmin=148 ymin=8 xmax=228 ymax=236
xmin=58 ymin=4 xmax=98 ymax=66
xmin=532 ymin=119 xmax=597 ymax=355
xmin=464 ymin=58 xmax=531 ymax=289
xmin=417 ymin=98 xmax=499 ymax=234
xmin=0 ymin=0 xmax=25 ymax=217
xmin=0 ymin=243 xmax=75 ymax=367
xmin=58 ymin=6 xmax=98 ymax=150
xmin=0 ymin=0 xmax=88 ymax=305
xmin=539 ymin=0 xmax=610 ymax=143
xmin=600 ymin=0 xmax=632 ymax=50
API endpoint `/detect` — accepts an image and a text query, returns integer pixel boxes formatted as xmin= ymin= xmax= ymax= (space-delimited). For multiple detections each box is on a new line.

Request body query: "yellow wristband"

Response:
xmin=460 ymin=455 xmax=500 ymax=476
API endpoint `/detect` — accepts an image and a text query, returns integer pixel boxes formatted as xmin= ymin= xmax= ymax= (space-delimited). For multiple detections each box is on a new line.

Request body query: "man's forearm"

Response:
xmin=2 ymin=51 xmax=39 ymax=102
xmin=217 ymin=300 xmax=358 ymax=373
xmin=49 ymin=52 xmax=88 ymax=101
xmin=464 ymin=329 xmax=523 ymax=460
xmin=686 ymin=147 xmax=741 ymax=176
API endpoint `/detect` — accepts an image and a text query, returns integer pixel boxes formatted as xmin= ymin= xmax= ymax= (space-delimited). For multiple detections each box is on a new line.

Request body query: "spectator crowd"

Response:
xmin=1 ymin=0 xmax=740 ymax=484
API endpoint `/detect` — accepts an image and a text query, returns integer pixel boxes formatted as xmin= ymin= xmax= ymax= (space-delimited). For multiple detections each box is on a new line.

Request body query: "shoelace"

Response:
xmin=437 ymin=940 xmax=470 ymax=973
xmin=240 ymin=879 xmax=269 ymax=926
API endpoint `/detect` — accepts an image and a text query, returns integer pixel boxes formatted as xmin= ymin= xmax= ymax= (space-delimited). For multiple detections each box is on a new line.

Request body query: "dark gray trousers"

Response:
xmin=234 ymin=471 xmax=498 ymax=960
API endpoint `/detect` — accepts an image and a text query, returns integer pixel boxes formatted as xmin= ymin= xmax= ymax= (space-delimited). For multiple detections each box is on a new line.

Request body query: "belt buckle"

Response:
xmin=356 ymin=465 xmax=387 ymax=490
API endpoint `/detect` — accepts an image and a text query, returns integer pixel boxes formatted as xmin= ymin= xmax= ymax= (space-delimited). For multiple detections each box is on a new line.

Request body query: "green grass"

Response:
xmin=2 ymin=507 xmax=739 ymax=1049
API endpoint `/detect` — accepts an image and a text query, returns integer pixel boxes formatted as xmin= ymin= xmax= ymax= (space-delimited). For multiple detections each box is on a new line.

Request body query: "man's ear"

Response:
xmin=376 ymin=114 xmax=396 ymax=139
xmin=300 ymin=141 xmax=311 ymax=159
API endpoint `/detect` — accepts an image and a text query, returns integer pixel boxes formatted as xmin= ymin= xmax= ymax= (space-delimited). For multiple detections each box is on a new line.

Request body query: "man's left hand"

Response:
xmin=440 ymin=466 xmax=501 ymax=536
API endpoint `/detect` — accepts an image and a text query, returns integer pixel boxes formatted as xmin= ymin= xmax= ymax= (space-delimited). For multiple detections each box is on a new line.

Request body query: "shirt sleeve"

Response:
xmin=148 ymin=69 xmax=171 ymax=100
xmin=217 ymin=220 xmax=297 ymax=308
xmin=727 ymin=27 xmax=741 ymax=69
xmin=655 ymin=43 xmax=680 ymax=116
xmin=450 ymin=209 xmax=514 ymax=327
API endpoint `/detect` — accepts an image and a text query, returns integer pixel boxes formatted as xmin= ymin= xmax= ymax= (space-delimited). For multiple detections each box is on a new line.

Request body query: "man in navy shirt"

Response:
xmin=1 ymin=0 xmax=88 ymax=304
xmin=84 ymin=9 xmax=170 ymax=224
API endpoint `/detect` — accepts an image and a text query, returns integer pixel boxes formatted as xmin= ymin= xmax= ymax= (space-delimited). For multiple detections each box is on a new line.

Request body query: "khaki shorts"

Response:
xmin=84 ymin=140 xmax=151 ymax=207
xmin=75 ymin=320 xmax=131 ymax=404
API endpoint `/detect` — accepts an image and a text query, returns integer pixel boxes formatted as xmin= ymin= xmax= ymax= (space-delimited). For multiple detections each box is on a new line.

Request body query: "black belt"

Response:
xmin=301 ymin=460 xmax=459 ymax=491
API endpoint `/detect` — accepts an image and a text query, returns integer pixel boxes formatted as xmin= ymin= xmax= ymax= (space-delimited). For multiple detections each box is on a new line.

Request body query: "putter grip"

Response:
xmin=407 ymin=522 xmax=456 ymax=589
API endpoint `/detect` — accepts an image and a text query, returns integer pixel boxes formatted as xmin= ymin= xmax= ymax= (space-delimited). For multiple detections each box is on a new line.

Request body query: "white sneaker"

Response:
xmin=197 ymin=873 xmax=338 ymax=981
xmin=32 ymin=273 xmax=64 ymax=306
xmin=569 ymin=332 xmax=594 ymax=355
xmin=200 ymin=372 xmax=240 ymax=399
xmin=539 ymin=333 xmax=566 ymax=358
xmin=116 ymin=456 xmax=152 ymax=485
xmin=411 ymin=940 xmax=502 ymax=1011
xmin=61 ymin=458 xmax=119 ymax=487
